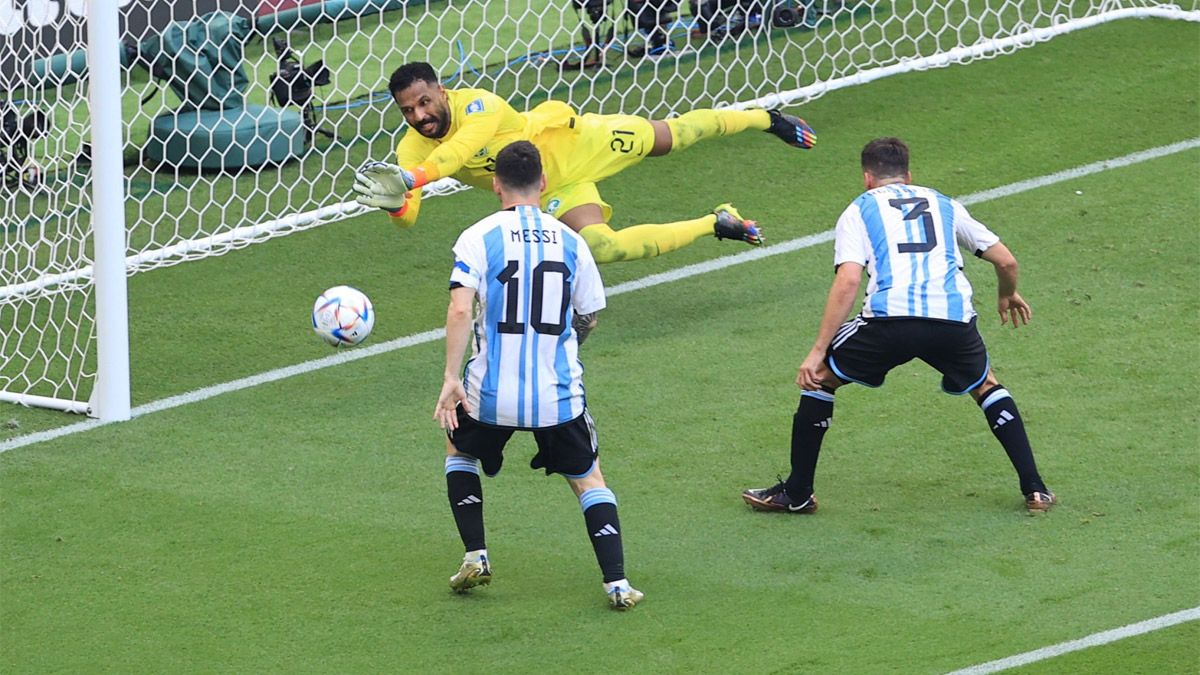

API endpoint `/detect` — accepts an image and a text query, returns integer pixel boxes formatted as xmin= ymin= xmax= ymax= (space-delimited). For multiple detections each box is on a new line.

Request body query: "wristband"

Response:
xmin=410 ymin=165 xmax=432 ymax=189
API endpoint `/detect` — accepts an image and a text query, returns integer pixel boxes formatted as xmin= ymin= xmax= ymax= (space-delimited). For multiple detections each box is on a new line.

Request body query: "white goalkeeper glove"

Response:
xmin=353 ymin=161 xmax=416 ymax=212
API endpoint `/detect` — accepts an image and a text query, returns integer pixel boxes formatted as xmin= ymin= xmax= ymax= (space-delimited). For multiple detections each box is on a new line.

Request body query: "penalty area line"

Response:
xmin=945 ymin=606 xmax=1200 ymax=674
xmin=1 ymin=137 xmax=1197 ymax=456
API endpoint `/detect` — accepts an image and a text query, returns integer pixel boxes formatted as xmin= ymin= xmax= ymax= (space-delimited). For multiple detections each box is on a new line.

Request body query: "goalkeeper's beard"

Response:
xmin=417 ymin=110 xmax=451 ymax=139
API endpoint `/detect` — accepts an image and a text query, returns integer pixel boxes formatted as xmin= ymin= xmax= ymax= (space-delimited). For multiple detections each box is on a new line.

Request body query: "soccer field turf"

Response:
xmin=2 ymin=17 xmax=1198 ymax=674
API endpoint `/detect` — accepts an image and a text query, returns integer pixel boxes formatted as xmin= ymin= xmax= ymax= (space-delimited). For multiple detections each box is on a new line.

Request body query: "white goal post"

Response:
xmin=2 ymin=0 xmax=1197 ymax=420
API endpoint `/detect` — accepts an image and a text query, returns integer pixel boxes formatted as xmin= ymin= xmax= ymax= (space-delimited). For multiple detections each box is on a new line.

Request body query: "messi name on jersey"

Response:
xmin=510 ymin=228 xmax=560 ymax=244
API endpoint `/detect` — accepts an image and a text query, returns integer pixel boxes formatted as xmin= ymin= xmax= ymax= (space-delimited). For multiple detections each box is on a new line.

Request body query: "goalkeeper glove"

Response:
xmin=353 ymin=161 xmax=416 ymax=212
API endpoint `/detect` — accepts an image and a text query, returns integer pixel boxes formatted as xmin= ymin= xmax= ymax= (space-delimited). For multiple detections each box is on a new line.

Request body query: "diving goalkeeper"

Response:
xmin=353 ymin=61 xmax=817 ymax=263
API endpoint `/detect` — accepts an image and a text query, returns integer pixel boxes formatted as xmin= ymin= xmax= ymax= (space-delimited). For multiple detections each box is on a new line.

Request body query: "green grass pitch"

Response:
xmin=2 ymin=17 xmax=1198 ymax=674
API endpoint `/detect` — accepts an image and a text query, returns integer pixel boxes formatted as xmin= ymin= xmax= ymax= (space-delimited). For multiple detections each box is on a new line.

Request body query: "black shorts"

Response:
xmin=826 ymin=316 xmax=990 ymax=395
xmin=447 ymin=407 xmax=599 ymax=478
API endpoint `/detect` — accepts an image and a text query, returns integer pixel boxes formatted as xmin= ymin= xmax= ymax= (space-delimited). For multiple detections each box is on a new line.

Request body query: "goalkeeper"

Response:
xmin=354 ymin=61 xmax=817 ymax=263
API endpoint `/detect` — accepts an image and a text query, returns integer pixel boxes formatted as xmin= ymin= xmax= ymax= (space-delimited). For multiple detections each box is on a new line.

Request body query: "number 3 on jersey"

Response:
xmin=889 ymin=197 xmax=937 ymax=253
xmin=496 ymin=259 xmax=570 ymax=335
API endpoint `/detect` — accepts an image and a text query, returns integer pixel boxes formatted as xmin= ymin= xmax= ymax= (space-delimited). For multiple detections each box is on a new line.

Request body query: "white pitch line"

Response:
xmin=1 ymin=137 xmax=1198 ymax=456
xmin=959 ymin=138 xmax=1200 ymax=205
xmin=946 ymin=606 xmax=1200 ymax=674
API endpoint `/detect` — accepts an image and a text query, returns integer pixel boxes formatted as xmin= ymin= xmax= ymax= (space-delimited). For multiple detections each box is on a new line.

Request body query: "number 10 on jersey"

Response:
xmin=496 ymin=259 xmax=571 ymax=336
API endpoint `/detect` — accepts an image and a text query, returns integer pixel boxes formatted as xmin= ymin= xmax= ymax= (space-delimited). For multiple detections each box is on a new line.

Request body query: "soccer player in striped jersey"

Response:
xmin=353 ymin=61 xmax=817 ymax=264
xmin=432 ymin=141 xmax=643 ymax=610
xmin=742 ymin=137 xmax=1056 ymax=515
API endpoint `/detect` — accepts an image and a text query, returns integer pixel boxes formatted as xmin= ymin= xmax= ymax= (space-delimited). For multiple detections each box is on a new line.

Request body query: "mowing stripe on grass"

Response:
xmin=1 ymin=137 xmax=1197 ymax=457
xmin=946 ymin=605 xmax=1200 ymax=674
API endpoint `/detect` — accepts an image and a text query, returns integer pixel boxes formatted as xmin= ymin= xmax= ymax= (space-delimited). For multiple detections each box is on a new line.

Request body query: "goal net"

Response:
xmin=2 ymin=0 xmax=1196 ymax=417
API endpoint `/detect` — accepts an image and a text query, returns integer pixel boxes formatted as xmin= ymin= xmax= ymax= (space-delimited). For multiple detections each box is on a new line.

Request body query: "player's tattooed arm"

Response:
xmin=573 ymin=312 xmax=598 ymax=345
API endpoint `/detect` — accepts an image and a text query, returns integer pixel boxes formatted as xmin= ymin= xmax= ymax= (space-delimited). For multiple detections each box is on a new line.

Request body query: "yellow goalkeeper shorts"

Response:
xmin=541 ymin=182 xmax=611 ymax=222
xmin=536 ymin=112 xmax=656 ymax=222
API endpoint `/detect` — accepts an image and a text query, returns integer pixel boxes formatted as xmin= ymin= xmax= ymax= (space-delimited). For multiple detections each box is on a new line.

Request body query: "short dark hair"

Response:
xmin=494 ymin=141 xmax=542 ymax=192
xmin=861 ymin=137 xmax=909 ymax=178
xmin=388 ymin=62 xmax=439 ymax=96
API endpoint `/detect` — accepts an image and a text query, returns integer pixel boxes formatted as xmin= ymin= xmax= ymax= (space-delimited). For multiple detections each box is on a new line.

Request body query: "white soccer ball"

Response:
xmin=312 ymin=285 xmax=375 ymax=347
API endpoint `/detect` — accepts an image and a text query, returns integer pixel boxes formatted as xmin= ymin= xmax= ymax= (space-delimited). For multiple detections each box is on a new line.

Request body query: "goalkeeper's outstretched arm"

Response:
xmin=353 ymin=109 xmax=501 ymax=228
xmin=388 ymin=188 xmax=422 ymax=229
xmin=352 ymin=161 xmax=421 ymax=227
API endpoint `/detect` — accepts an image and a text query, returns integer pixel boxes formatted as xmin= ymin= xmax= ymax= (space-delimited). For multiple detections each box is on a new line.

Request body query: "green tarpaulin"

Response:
xmin=136 ymin=11 xmax=253 ymax=111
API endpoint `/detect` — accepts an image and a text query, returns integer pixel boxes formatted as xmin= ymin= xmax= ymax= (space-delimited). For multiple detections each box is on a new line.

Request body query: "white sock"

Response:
xmin=603 ymin=578 xmax=630 ymax=593
xmin=465 ymin=548 xmax=488 ymax=562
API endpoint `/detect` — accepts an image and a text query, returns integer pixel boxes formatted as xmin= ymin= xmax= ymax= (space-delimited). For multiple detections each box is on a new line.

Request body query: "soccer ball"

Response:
xmin=312 ymin=285 xmax=375 ymax=347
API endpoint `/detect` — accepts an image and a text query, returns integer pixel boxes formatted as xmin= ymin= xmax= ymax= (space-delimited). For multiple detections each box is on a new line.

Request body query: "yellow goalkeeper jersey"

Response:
xmin=391 ymin=88 xmax=576 ymax=228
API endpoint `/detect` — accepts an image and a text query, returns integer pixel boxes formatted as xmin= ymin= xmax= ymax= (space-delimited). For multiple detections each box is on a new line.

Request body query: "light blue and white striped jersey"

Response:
xmin=449 ymin=204 xmax=606 ymax=428
xmin=833 ymin=183 xmax=1000 ymax=322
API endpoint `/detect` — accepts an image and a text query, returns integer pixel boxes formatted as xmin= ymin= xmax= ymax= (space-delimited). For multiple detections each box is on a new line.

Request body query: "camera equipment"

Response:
xmin=693 ymin=0 xmax=805 ymax=37
xmin=772 ymin=3 xmax=802 ymax=27
xmin=563 ymin=0 xmax=615 ymax=70
xmin=625 ymin=0 xmax=679 ymax=56
xmin=269 ymin=36 xmax=334 ymax=142
xmin=1 ymin=101 xmax=49 ymax=189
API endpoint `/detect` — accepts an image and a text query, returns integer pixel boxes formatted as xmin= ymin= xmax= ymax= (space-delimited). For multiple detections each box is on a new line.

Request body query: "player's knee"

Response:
xmin=567 ymin=463 xmax=606 ymax=494
xmin=650 ymin=119 xmax=674 ymax=156
xmin=969 ymin=370 xmax=1000 ymax=402
xmin=663 ymin=111 xmax=724 ymax=153
xmin=663 ymin=118 xmax=697 ymax=152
